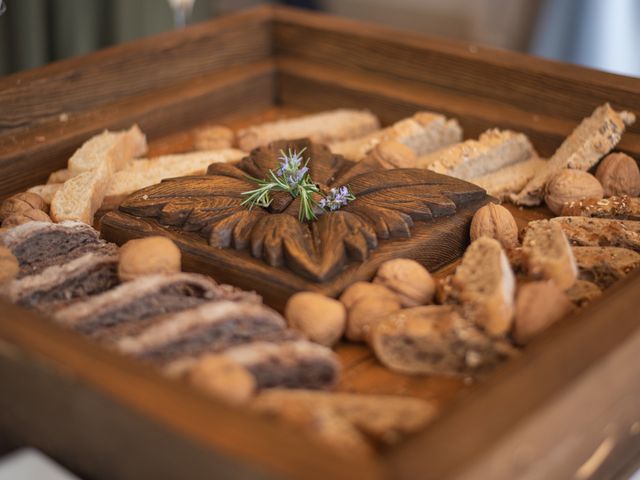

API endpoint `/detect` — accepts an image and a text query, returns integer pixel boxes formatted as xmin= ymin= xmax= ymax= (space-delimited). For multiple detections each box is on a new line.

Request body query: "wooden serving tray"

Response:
xmin=2 ymin=6 xmax=640 ymax=480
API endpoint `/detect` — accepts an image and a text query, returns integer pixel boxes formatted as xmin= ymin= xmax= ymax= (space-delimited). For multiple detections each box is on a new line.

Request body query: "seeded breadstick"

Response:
xmin=329 ymin=111 xmax=462 ymax=161
xmin=512 ymin=103 xmax=635 ymax=206
xmin=419 ymin=129 xmax=537 ymax=180
xmin=237 ymin=109 xmax=380 ymax=151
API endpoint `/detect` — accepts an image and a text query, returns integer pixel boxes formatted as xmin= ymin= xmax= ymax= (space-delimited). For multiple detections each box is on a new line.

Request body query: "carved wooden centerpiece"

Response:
xmin=101 ymin=139 xmax=489 ymax=309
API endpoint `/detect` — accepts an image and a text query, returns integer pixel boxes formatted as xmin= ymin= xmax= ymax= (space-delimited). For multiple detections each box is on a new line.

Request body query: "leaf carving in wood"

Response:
xmin=119 ymin=138 xmax=486 ymax=281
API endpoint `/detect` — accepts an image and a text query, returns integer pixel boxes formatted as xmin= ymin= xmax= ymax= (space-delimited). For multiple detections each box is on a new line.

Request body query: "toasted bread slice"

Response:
xmin=522 ymin=220 xmax=578 ymax=289
xmin=512 ymin=104 xmax=635 ymax=206
xmin=561 ymin=196 xmax=640 ymax=220
xmin=237 ymin=109 xmax=380 ymax=152
xmin=572 ymin=246 xmax=640 ymax=288
xmin=47 ymin=168 xmax=76 ymax=184
xmin=102 ymin=149 xmax=245 ymax=209
xmin=330 ymin=112 xmax=461 ymax=161
xmin=472 ymin=157 xmax=547 ymax=199
xmin=27 ymin=184 xmax=63 ymax=205
xmin=450 ymin=237 xmax=516 ymax=336
xmin=419 ymin=129 xmax=537 ymax=180
xmin=68 ymin=124 xmax=147 ymax=173
xmin=550 ymin=216 xmax=640 ymax=252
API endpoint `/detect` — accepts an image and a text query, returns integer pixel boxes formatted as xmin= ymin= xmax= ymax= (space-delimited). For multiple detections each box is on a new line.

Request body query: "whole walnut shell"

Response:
xmin=595 ymin=153 xmax=640 ymax=197
xmin=285 ymin=292 xmax=346 ymax=347
xmin=373 ymin=258 xmax=435 ymax=307
xmin=470 ymin=203 xmax=519 ymax=249
xmin=0 ymin=246 xmax=19 ymax=284
xmin=544 ymin=169 xmax=604 ymax=215
xmin=339 ymin=282 xmax=401 ymax=342
xmin=118 ymin=236 xmax=182 ymax=281
xmin=2 ymin=208 xmax=52 ymax=228
xmin=367 ymin=140 xmax=417 ymax=169
xmin=0 ymin=192 xmax=48 ymax=222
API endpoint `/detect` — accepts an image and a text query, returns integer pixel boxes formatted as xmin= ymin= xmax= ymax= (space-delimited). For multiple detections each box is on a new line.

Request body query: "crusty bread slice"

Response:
xmin=512 ymin=104 xmax=635 ymax=206
xmin=47 ymin=168 xmax=76 ymax=184
xmin=101 ymin=149 xmax=245 ymax=209
xmin=550 ymin=216 xmax=640 ymax=252
xmin=572 ymin=246 xmax=640 ymax=289
xmin=27 ymin=184 xmax=63 ymax=205
xmin=419 ymin=129 xmax=537 ymax=180
xmin=565 ymin=279 xmax=602 ymax=307
xmin=522 ymin=220 xmax=578 ymax=289
xmin=329 ymin=112 xmax=462 ymax=161
xmin=253 ymin=389 xmax=436 ymax=446
xmin=194 ymin=125 xmax=235 ymax=150
xmin=68 ymin=124 xmax=147 ymax=173
xmin=450 ymin=237 xmax=516 ymax=336
xmin=50 ymin=160 xmax=112 ymax=224
xmin=472 ymin=157 xmax=547 ymax=199
xmin=237 ymin=109 xmax=380 ymax=152
xmin=561 ymin=195 xmax=640 ymax=220
xmin=370 ymin=305 xmax=515 ymax=375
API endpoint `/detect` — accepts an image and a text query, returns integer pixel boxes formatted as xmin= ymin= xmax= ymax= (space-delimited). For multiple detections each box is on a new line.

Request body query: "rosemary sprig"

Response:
xmin=241 ymin=147 xmax=352 ymax=222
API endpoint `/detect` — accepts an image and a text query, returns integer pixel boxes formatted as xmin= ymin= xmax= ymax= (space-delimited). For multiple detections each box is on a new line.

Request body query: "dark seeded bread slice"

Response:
xmin=550 ymin=217 xmax=640 ymax=252
xmin=572 ymin=246 xmax=640 ymax=289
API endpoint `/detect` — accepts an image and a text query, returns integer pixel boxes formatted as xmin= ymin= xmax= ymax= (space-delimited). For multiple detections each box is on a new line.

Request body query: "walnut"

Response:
xmin=367 ymin=140 xmax=417 ymax=168
xmin=285 ymin=292 xmax=346 ymax=347
xmin=595 ymin=153 xmax=640 ymax=197
xmin=0 ymin=192 xmax=48 ymax=222
xmin=339 ymin=282 xmax=401 ymax=342
xmin=187 ymin=355 xmax=256 ymax=405
xmin=512 ymin=280 xmax=574 ymax=345
xmin=470 ymin=203 xmax=519 ymax=249
xmin=544 ymin=169 xmax=604 ymax=215
xmin=0 ymin=246 xmax=19 ymax=284
xmin=373 ymin=258 xmax=435 ymax=307
xmin=118 ymin=236 xmax=182 ymax=282
xmin=2 ymin=209 xmax=52 ymax=228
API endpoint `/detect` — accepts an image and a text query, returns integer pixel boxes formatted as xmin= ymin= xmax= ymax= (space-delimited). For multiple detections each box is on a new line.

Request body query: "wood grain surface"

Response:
xmin=1 ymin=5 xmax=640 ymax=480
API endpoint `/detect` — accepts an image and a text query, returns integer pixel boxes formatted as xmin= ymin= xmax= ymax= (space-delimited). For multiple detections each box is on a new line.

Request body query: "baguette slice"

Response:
xmin=572 ymin=246 xmax=640 ymax=289
xmin=50 ymin=160 xmax=112 ymax=224
xmin=253 ymin=389 xmax=437 ymax=446
xmin=561 ymin=196 xmax=640 ymax=221
xmin=329 ymin=112 xmax=462 ymax=161
xmin=550 ymin=217 xmax=640 ymax=252
xmin=237 ymin=109 xmax=380 ymax=152
xmin=370 ymin=305 xmax=515 ymax=376
xmin=27 ymin=184 xmax=63 ymax=205
xmin=68 ymin=124 xmax=147 ymax=173
xmin=522 ymin=220 xmax=578 ymax=289
xmin=48 ymin=168 xmax=76 ymax=184
xmin=450 ymin=237 xmax=516 ymax=336
xmin=472 ymin=157 xmax=547 ymax=199
xmin=102 ymin=149 xmax=245 ymax=210
xmin=512 ymin=104 xmax=635 ymax=206
xmin=419 ymin=129 xmax=537 ymax=180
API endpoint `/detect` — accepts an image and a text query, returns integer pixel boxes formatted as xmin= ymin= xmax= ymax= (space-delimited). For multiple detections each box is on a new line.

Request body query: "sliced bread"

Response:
xmin=572 ymin=246 xmax=640 ymax=289
xmin=550 ymin=217 xmax=640 ymax=252
xmin=472 ymin=157 xmax=547 ymax=199
xmin=512 ymin=104 xmax=635 ymax=206
xmin=68 ymin=124 xmax=147 ymax=173
xmin=419 ymin=129 xmax=537 ymax=180
xmin=329 ymin=111 xmax=462 ymax=161
xmin=522 ymin=220 xmax=578 ymax=289
xmin=27 ymin=184 xmax=63 ymax=205
xmin=237 ymin=109 xmax=380 ymax=152
xmin=561 ymin=196 xmax=640 ymax=221
xmin=449 ymin=237 xmax=516 ymax=336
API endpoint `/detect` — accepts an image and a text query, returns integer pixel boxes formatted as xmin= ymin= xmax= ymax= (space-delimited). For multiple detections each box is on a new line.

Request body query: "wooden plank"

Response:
xmin=385 ymin=270 xmax=640 ymax=480
xmin=273 ymin=6 xmax=640 ymax=134
xmin=0 ymin=6 xmax=273 ymax=132
xmin=0 ymin=300 xmax=382 ymax=480
xmin=0 ymin=60 xmax=275 ymax=199
xmin=276 ymin=59 xmax=640 ymax=159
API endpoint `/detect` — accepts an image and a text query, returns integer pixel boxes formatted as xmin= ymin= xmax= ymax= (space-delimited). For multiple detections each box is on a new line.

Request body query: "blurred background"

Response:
xmin=0 ymin=0 xmax=639 ymax=78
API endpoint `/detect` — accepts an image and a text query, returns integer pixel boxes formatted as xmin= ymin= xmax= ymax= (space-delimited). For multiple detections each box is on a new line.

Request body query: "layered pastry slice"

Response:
xmin=2 ymin=252 xmax=120 ymax=310
xmin=53 ymin=273 xmax=260 ymax=342
xmin=0 ymin=221 xmax=117 ymax=278
xmin=116 ymin=300 xmax=341 ymax=391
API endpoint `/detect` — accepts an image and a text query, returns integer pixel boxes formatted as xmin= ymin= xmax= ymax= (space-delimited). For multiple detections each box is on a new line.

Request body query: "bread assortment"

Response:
xmin=1 ymin=101 xmax=639 ymax=455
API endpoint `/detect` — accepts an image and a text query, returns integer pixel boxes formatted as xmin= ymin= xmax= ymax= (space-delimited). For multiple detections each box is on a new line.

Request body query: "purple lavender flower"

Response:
xmin=276 ymin=148 xmax=309 ymax=188
xmin=320 ymin=185 xmax=355 ymax=211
